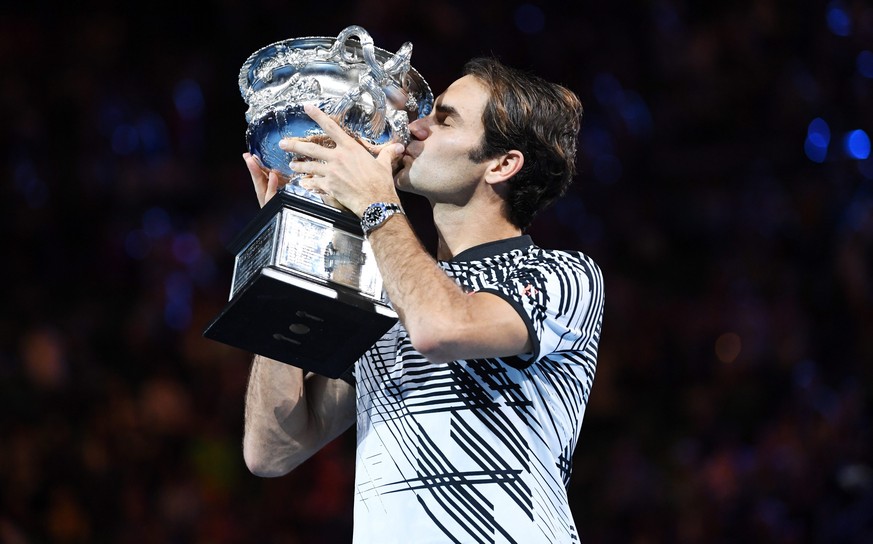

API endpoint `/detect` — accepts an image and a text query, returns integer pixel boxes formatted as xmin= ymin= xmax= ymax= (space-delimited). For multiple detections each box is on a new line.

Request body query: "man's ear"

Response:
xmin=484 ymin=150 xmax=524 ymax=185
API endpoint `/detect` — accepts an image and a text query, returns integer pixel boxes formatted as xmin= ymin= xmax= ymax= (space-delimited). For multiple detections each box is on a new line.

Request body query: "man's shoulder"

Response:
xmin=519 ymin=245 xmax=603 ymax=279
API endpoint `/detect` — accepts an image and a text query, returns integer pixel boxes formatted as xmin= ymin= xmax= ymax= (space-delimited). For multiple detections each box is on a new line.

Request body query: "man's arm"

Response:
xmin=279 ymin=107 xmax=531 ymax=363
xmin=243 ymin=355 xmax=355 ymax=476
xmin=364 ymin=216 xmax=531 ymax=363
xmin=240 ymin=155 xmax=356 ymax=477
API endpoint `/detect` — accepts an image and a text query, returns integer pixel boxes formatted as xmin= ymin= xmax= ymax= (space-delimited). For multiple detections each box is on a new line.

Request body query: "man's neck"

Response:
xmin=431 ymin=202 xmax=522 ymax=260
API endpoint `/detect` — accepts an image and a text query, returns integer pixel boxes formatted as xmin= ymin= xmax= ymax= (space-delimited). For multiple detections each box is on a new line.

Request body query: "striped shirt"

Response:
xmin=353 ymin=235 xmax=604 ymax=543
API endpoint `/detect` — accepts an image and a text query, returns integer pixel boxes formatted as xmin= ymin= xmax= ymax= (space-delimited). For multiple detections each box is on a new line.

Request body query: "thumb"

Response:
xmin=377 ymin=142 xmax=405 ymax=166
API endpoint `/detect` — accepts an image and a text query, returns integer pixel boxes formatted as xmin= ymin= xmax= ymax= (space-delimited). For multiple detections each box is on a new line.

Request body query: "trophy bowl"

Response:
xmin=240 ymin=25 xmax=433 ymax=200
xmin=204 ymin=26 xmax=433 ymax=378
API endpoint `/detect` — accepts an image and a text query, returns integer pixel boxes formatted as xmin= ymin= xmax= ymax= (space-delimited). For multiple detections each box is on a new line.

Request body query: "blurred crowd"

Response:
xmin=2 ymin=1 xmax=871 ymax=542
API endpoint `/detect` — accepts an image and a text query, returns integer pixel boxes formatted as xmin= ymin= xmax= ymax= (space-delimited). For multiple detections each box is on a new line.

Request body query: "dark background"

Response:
xmin=2 ymin=1 xmax=872 ymax=542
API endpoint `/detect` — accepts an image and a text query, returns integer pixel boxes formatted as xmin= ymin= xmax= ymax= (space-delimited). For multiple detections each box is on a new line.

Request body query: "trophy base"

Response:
xmin=203 ymin=266 xmax=397 ymax=378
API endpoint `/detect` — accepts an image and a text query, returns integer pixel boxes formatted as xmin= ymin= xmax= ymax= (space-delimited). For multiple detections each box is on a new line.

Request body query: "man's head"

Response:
xmin=463 ymin=58 xmax=583 ymax=230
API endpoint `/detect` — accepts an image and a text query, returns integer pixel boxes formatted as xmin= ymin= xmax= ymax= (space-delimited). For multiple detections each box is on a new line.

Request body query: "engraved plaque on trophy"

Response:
xmin=204 ymin=26 xmax=433 ymax=378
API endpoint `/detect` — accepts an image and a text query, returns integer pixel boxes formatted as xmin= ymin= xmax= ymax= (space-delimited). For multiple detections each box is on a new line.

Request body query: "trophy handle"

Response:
xmin=326 ymin=26 xmax=414 ymax=141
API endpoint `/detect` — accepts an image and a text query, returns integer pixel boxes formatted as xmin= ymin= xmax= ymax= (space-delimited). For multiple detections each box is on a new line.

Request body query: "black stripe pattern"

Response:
xmin=353 ymin=237 xmax=604 ymax=543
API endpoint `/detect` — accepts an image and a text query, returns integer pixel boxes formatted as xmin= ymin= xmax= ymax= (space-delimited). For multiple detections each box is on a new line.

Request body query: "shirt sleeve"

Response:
xmin=478 ymin=251 xmax=604 ymax=366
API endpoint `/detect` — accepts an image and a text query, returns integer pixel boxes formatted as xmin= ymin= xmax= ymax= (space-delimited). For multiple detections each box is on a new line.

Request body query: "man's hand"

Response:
xmin=243 ymin=153 xmax=284 ymax=208
xmin=280 ymin=104 xmax=405 ymax=217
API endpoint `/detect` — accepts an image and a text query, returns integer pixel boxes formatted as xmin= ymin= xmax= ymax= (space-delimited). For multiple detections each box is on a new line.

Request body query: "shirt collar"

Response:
xmin=446 ymin=235 xmax=534 ymax=263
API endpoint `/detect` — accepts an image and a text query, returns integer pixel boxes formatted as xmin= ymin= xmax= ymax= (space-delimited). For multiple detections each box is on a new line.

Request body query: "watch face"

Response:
xmin=363 ymin=205 xmax=384 ymax=226
xmin=362 ymin=203 xmax=400 ymax=235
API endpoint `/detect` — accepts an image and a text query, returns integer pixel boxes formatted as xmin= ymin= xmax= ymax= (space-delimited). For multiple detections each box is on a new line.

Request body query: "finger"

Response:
xmin=298 ymin=177 xmax=318 ymax=193
xmin=244 ymin=152 xmax=267 ymax=179
xmin=303 ymin=103 xmax=349 ymax=142
xmin=298 ymin=177 xmax=330 ymax=199
xmin=279 ymin=138 xmax=332 ymax=161
xmin=248 ymin=153 xmax=272 ymax=180
xmin=377 ymin=142 xmax=406 ymax=169
xmin=365 ymin=141 xmax=390 ymax=157
xmin=245 ymin=153 xmax=269 ymax=204
xmin=288 ymin=159 xmax=324 ymax=177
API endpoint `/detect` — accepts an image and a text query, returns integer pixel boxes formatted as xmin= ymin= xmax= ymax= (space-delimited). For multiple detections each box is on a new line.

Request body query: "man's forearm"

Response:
xmin=243 ymin=355 xmax=356 ymax=477
xmin=366 ymin=216 xmax=474 ymax=361
xmin=243 ymin=355 xmax=309 ymax=476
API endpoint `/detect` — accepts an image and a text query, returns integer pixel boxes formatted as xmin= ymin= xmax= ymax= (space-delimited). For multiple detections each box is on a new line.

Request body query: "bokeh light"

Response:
xmin=826 ymin=1 xmax=851 ymax=37
xmin=715 ymin=332 xmax=742 ymax=363
xmin=844 ymin=129 xmax=871 ymax=160
xmin=804 ymin=117 xmax=830 ymax=163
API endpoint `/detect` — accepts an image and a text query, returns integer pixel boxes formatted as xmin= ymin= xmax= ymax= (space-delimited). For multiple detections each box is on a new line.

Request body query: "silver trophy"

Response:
xmin=204 ymin=26 xmax=433 ymax=378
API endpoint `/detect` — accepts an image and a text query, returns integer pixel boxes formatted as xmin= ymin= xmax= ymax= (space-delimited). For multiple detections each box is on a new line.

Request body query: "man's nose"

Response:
xmin=408 ymin=116 xmax=430 ymax=141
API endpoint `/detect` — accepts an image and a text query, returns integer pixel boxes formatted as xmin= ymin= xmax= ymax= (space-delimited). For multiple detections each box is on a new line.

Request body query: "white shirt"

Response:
xmin=353 ymin=236 xmax=604 ymax=543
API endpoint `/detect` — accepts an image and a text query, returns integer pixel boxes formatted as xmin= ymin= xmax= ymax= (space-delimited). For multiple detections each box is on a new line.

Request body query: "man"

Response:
xmin=242 ymin=57 xmax=604 ymax=543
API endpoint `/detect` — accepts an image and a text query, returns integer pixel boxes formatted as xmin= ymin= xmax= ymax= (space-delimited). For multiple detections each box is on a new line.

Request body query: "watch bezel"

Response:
xmin=361 ymin=202 xmax=403 ymax=236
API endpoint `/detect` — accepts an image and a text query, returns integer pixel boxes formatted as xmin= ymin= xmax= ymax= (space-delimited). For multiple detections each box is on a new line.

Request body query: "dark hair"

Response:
xmin=464 ymin=58 xmax=583 ymax=230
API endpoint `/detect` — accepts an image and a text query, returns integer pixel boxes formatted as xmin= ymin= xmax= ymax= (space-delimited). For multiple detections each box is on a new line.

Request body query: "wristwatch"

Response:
xmin=361 ymin=202 xmax=404 ymax=237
